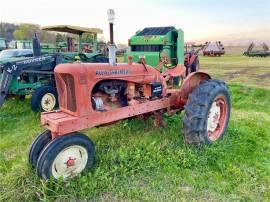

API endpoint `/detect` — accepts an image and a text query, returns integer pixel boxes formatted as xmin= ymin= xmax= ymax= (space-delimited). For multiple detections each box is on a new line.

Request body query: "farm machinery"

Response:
xmin=243 ymin=42 xmax=270 ymax=57
xmin=9 ymin=40 xmax=33 ymax=49
xmin=0 ymin=26 xmax=108 ymax=112
xmin=124 ymin=27 xmax=199 ymax=75
xmin=28 ymin=10 xmax=231 ymax=180
xmin=202 ymin=41 xmax=225 ymax=56
xmin=0 ymin=37 xmax=8 ymax=51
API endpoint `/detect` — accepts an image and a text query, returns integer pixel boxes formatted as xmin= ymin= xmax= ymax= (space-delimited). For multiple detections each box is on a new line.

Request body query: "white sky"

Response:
xmin=1 ymin=0 xmax=270 ymax=44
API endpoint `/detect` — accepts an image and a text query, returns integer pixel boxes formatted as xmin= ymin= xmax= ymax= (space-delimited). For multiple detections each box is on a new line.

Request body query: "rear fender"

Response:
xmin=179 ymin=72 xmax=211 ymax=103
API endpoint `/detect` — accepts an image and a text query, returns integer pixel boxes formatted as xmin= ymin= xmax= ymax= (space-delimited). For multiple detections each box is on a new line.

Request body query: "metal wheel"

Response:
xmin=207 ymin=95 xmax=228 ymax=141
xmin=30 ymin=85 xmax=58 ymax=112
xmin=36 ymin=132 xmax=95 ymax=180
xmin=41 ymin=93 xmax=56 ymax=112
xmin=51 ymin=145 xmax=88 ymax=179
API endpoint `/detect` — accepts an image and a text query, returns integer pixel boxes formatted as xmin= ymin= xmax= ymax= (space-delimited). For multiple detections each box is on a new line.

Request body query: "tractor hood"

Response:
xmin=0 ymin=57 xmax=30 ymax=70
xmin=55 ymin=62 xmax=161 ymax=85
xmin=54 ymin=62 xmax=162 ymax=116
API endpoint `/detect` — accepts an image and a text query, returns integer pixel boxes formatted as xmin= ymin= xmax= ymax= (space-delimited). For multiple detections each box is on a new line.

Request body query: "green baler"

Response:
xmin=124 ymin=27 xmax=184 ymax=67
xmin=0 ymin=38 xmax=8 ymax=51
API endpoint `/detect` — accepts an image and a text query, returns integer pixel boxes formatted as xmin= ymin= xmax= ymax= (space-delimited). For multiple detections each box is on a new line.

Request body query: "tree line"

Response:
xmin=0 ymin=22 xmax=95 ymax=43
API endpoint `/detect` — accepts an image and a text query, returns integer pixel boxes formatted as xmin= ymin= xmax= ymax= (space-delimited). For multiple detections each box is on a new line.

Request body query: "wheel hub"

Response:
xmin=41 ymin=93 xmax=56 ymax=112
xmin=51 ymin=145 xmax=88 ymax=179
xmin=207 ymin=96 xmax=228 ymax=141
xmin=65 ymin=157 xmax=76 ymax=168
xmin=207 ymin=101 xmax=221 ymax=133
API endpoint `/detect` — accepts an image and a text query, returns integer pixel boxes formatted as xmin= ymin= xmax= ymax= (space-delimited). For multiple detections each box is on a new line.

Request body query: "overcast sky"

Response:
xmin=1 ymin=0 xmax=269 ymax=44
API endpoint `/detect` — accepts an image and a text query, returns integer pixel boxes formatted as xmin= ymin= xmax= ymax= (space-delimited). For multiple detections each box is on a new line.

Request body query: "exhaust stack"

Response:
xmin=32 ymin=33 xmax=41 ymax=57
xmin=107 ymin=9 xmax=116 ymax=66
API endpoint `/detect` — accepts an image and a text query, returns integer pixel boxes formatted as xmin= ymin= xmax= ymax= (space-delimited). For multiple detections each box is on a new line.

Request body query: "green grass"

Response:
xmin=200 ymin=55 xmax=270 ymax=88
xmin=0 ymin=55 xmax=270 ymax=201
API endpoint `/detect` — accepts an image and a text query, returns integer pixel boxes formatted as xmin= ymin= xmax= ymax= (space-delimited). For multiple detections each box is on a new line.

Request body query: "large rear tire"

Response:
xmin=30 ymin=85 xmax=58 ymax=112
xmin=36 ymin=132 xmax=95 ymax=180
xmin=183 ymin=79 xmax=231 ymax=145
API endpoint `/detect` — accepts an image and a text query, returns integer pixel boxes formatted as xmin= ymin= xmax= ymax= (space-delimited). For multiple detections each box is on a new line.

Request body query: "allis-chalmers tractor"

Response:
xmin=29 ymin=11 xmax=231 ymax=180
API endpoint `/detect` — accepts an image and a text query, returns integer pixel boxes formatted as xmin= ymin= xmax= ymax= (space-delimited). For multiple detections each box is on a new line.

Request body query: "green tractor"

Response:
xmin=0 ymin=37 xmax=8 ymax=51
xmin=124 ymin=26 xmax=199 ymax=74
xmin=0 ymin=25 xmax=108 ymax=112
xmin=9 ymin=40 xmax=33 ymax=49
xmin=42 ymin=25 xmax=107 ymax=62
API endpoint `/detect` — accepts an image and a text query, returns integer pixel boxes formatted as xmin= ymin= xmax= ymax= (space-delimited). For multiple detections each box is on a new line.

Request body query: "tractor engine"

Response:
xmin=91 ymin=80 xmax=163 ymax=111
xmin=91 ymin=80 xmax=127 ymax=111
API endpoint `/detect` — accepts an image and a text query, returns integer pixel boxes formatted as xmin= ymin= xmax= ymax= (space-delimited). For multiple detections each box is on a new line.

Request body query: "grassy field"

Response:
xmin=200 ymin=54 xmax=270 ymax=89
xmin=0 ymin=54 xmax=270 ymax=201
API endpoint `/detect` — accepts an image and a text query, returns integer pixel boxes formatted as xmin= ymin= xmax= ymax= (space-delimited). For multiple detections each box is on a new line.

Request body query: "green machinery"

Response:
xmin=41 ymin=25 xmax=106 ymax=61
xmin=9 ymin=40 xmax=33 ymax=49
xmin=0 ymin=38 xmax=8 ymax=51
xmin=0 ymin=25 xmax=108 ymax=112
xmin=124 ymin=27 xmax=184 ymax=67
xmin=9 ymin=40 xmax=56 ymax=54
xmin=243 ymin=42 xmax=270 ymax=57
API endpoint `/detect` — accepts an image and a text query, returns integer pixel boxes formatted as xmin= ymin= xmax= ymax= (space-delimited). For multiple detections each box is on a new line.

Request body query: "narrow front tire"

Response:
xmin=30 ymin=85 xmax=58 ymax=112
xmin=36 ymin=132 xmax=95 ymax=180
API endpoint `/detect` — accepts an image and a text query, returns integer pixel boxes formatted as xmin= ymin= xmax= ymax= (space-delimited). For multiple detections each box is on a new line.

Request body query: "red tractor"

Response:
xmin=28 ymin=11 xmax=231 ymax=180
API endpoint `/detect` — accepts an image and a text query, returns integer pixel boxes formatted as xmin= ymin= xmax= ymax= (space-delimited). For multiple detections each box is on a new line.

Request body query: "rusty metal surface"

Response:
xmin=179 ymin=72 xmax=211 ymax=101
xmin=41 ymin=96 xmax=174 ymax=138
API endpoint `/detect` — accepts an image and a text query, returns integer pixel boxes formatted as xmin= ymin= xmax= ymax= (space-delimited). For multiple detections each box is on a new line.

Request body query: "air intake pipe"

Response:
xmin=32 ymin=33 xmax=41 ymax=57
xmin=107 ymin=9 xmax=116 ymax=66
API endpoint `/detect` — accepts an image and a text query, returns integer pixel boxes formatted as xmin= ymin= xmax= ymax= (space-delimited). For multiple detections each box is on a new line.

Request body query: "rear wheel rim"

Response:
xmin=207 ymin=95 xmax=228 ymax=141
xmin=41 ymin=93 xmax=56 ymax=112
xmin=51 ymin=145 xmax=88 ymax=179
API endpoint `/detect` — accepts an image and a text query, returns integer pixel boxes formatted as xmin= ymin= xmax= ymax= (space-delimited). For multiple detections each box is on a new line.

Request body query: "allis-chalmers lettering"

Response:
xmin=96 ymin=69 xmax=129 ymax=75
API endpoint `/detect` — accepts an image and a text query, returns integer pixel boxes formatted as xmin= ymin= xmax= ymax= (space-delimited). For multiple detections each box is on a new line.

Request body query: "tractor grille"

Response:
xmin=56 ymin=73 xmax=76 ymax=112
xmin=131 ymin=45 xmax=162 ymax=52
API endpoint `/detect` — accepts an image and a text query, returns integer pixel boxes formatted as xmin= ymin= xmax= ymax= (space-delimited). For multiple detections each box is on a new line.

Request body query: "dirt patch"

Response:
xmin=256 ymin=73 xmax=270 ymax=79
xmin=224 ymin=68 xmax=250 ymax=79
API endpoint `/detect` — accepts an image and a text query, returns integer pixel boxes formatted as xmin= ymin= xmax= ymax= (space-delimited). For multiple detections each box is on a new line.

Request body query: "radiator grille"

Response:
xmin=131 ymin=45 xmax=162 ymax=52
xmin=56 ymin=73 xmax=76 ymax=112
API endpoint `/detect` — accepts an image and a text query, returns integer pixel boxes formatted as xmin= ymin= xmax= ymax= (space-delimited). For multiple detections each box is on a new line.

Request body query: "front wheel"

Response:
xmin=30 ymin=85 xmax=58 ymax=112
xmin=183 ymin=79 xmax=231 ymax=145
xmin=28 ymin=130 xmax=52 ymax=168
xmin=36 ymin=132 xmax=95 ymax=180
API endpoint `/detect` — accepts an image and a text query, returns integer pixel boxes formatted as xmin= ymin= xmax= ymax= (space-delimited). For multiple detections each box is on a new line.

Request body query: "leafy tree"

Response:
xmin=13 ymin=23 xmax=39 ymax=40
xmin=0 ymin=22 xmax=18 ymax=41
xmin=55 ymin=33 xmax=66 ymax=43
xmin=82 ymin=33 xmax=94 ymax=43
